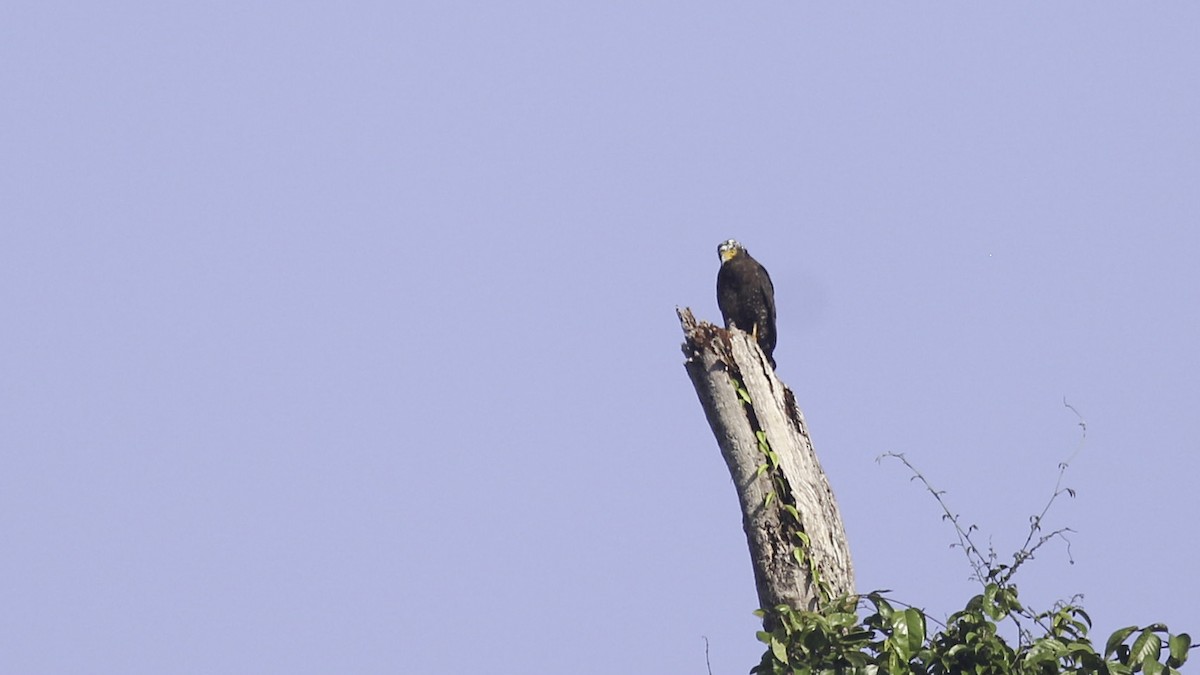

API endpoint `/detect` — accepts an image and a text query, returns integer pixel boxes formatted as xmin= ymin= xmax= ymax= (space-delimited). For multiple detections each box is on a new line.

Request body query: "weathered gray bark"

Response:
xmin=678 ymin=307 xmax=855 ymax=617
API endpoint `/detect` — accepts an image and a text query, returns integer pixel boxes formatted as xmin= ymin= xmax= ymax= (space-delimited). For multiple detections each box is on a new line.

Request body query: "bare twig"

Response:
xmin=1001 ymin=399 xmax=1086 ymax=583
xmin=877 ymin=452 xmax=988 ymax=583
xmin=879 ymin=400 xmax=1092 ymax=646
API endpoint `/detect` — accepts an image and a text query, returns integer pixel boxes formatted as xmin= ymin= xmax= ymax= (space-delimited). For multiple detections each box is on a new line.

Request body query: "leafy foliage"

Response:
xmin=752 ymin=590 xmax=1190 ymax=675
xmin=749 ymin=402 xmax=1191 ymax=675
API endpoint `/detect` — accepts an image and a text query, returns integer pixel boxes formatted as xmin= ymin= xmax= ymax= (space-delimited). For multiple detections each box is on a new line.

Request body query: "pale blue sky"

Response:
xmin=3 ymin=3 xmax=1198 ymax=673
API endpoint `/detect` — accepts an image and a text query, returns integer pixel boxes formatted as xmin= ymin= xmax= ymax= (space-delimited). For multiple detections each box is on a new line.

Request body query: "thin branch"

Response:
xmin=877 ymin=452 xmax=988 ymax=583
xmin=880 ymin=401 xmax=1092 ymax=647
xmin=1000 ymin=399 xmax=1086 ymax=583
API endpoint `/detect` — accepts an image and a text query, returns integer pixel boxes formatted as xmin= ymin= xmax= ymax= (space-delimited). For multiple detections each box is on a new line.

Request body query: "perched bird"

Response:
xmin=716 ymin=239 xmax=777 ymax=368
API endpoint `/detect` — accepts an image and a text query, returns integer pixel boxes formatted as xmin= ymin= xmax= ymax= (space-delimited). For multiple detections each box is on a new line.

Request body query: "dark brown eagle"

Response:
xmin=716 ymin=239 xmax=777 ymax=368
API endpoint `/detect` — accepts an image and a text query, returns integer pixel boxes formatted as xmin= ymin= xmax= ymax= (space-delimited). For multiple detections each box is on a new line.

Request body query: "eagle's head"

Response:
xmin=718 ymin=239 xmax=745 ymax=263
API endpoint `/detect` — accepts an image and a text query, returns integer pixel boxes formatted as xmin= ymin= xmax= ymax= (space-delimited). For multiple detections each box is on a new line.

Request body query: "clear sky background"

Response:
xmin=3 ymin=3 xmax=1198 ymax=673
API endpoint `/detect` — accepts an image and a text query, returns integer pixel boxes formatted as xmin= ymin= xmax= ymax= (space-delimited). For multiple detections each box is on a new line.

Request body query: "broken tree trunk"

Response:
xmin=678 ymin=307 xmax=855 ymax=618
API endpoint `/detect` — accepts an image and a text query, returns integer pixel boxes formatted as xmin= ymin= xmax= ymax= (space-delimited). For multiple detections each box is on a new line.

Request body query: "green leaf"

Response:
xmin=998 ymin=586 xmax=1021 ymax=614
xmin=1168 ymin=633 xmax=1191 ymax=667
xmin=843 ymin=651 xmax=869 ymax=667
xmin=1076 ymin=650 xmax=1104 ymax=670
xmin=982 ymin=583 xmax=1020 ymax=620
xmin=1129 ymin=629 xmax=1163 ymax=667
xmin=803 ymin=627 xmax=829 ymax=652
xmin=791 ymin=547 xmax=807 ymax=568
xmin=890 ymin=608 xmax=925 ymax=660
xmin=982 ymin=584 xmax=1001 ymax=620
xmin=844 ymin=628 xmax=873 ymax=644
xmin=1106 ymin=625 xmax=1139 ymax=658
xmin=1065 ymin=640 xmax=1095 ymax=655
xmin=1022 ymin=642 xmax=1054 ymax=666
xmin=756 ymin=430 xmax=769 ymax=445
xmin=827 ymin=612 xmax=859 ymax=629
xmin=870 ymin=595 xmax=895 ymax=619
xmin=738 ymin=387 xmax=752 ymax=404
xmin=1075 ymin=607 xmax=1093 ymax=630
xmin=770 ymin=636 xmax=789 ymax=664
